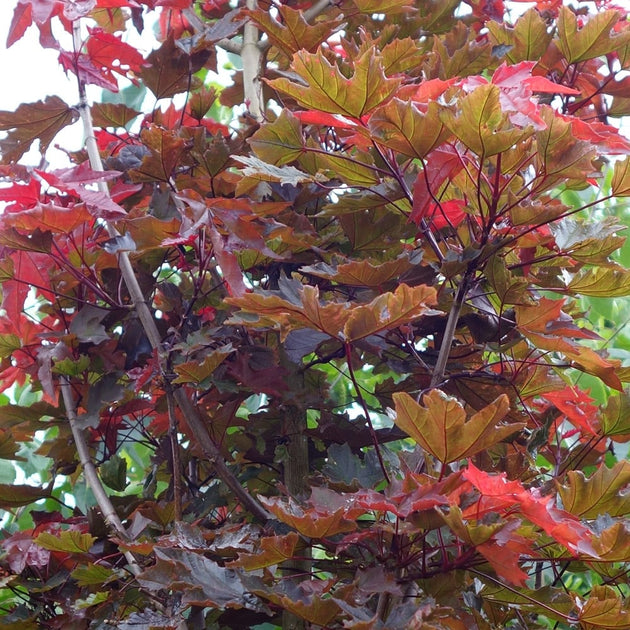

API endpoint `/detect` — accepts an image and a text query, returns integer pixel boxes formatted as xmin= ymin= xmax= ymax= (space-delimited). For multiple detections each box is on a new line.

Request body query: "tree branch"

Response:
xmin=71 ymin=20 xmax=271 ymax=524
xmin=241 ymin=0 xmax=264 ymax=121
xmin=303 ymin=0 xmax=332 ymax=22
xmin=60 ymin=378 xmax=142 ymax=577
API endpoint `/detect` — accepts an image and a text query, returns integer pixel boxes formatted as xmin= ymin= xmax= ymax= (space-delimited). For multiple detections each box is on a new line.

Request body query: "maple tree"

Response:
xmin=1 ymin=0 xmax=630 ymax=628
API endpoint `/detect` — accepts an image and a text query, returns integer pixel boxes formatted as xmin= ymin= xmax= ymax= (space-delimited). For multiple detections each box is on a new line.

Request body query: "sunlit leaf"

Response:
xmin=567 ymin=267 xmax=630 ymax=298
xmin=611 ymin=156 xmax=630 ymax=196
xmin=35 ymin=530 xmax=96 ymax=553
xmin=600 ymin=392 xmax=630 ymax=441
xmin=440 ymin=83 xmax=533 ymax=156
xmin=557 ymin=7 xmax=630 ymax=63
xmin=267 ymin=47 xmax=400 ymax=118
xmin=370 ymin=99 xmax=450 ymax=159
xmin=245 ymin=4 xmax=341 ymax=59
xmin=557 ymin=461 xmax=630 ymax=519
xmin=391 ymin=390 xmax=521 ymax=464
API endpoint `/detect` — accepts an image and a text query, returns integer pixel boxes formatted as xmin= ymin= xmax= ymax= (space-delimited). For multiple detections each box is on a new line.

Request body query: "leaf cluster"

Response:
xmin=1 ymin=0 xmax=630 ymax=628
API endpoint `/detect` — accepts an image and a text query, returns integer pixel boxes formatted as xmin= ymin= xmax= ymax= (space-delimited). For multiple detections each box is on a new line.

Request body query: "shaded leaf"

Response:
xmin=227 ymin=283 xmax=437 ymax=342
xmin=71 ymin=563 xmax=119 ymax=587
xmin=300 ymin=254 xmax=420 ymax=288
xmin=233 ymin=155 xmax=320 ymax=186
xmin=141 ymin=36 xmax=204 ymax=99
xmin=100 ymin=454 xmax=128 ymax=491
xmin=172 ymin=346 xmax=234 ymax=384
xmin=259 ymin=496 xmax=357 ymax=537
xmin=229 ymin=532 xmax=299 ymax=571
xmin=129 ymin=125 xmax=188 ymax=183
xmin=91 ymin=102 xmax=141 ymax=129
xmin=138 ymin=547 xmax=260 ymax=609
xmin=249 ymin=109 xmax=304 ymax=166
xmin=0 ymin=96 xmax=78 ymax=164
xmin=577 ymin=585 xmax=630 ymax=630
xmin=69 ymin=305 xmax=110 ymax=344
xmin=0 ymin=483 xmax=50 ymax=508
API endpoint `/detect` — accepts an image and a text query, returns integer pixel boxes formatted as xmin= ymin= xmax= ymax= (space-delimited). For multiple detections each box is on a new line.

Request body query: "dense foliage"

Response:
xmin=1 ymin=0 xmax=630 ymax=628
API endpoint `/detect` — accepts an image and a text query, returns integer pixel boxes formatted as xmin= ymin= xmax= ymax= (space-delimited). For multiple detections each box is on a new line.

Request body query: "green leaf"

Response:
xmin=249 ymin=110 xmax=304 ymax=166
xmin=71 ymin=563 xmax=119 ymax=587
xmin=557 ymin=7 xmax=630 ymax=63
xmin=172 ymin=346 xmax=234 ymax=384
xmin=35 ymin=530 xmax=96 ymax=553
xmin=567 ymin=267 xmax=630 ymax=297
xmin=611 ymin=156 xmax=630 ymax=196
xmin=0 ymin=333 xmax=21 ymax=359
xmin=391 ymin=390 xmax=523 ymax=464
xmin=557 ymin=461 xmax=630 ymax=518
xmin=0 ymin=96 xmax=78 ymax=164
xmin=369 ymin=99 xmax=450 ymax=159
xmin=440 ymin=83 xmax=533 ymax=156
xmin=267 ymin=47 xmax=401 ymax=118
xmin=75 ymin=591 xmax=110 ymax=609
xmin=100 ymin=454 xmax=128 ymax=491
xmin=600 ymin=392 xmax=630 ymax=441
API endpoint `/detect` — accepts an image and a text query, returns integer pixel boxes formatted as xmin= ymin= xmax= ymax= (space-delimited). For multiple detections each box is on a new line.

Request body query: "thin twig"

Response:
xmin=430 ymin=270 xmax=474 ymax=389
xmin=344 ymin=342 xmax=390 ymax=483
xmin=165 ymin=384 xmax=183 ymax=521
xmin=60 ymin=378 xmax=142 ymax=577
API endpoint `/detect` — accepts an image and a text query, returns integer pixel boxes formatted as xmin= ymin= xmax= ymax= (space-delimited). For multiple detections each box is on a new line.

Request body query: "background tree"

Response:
xmin=1 ymin=0 xmax=630 ymax=628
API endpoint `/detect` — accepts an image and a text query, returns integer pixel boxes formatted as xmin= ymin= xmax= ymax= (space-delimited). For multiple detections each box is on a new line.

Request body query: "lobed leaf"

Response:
xmin=0 ymin=96 xmax=78 ymax=164
xmin=267 ymin=47 xmax=401 ymax=118
xmin=391 ymin=390 xmax=521 ymax=464
xmin=557 ymin=461 xmax=630 ymax=519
